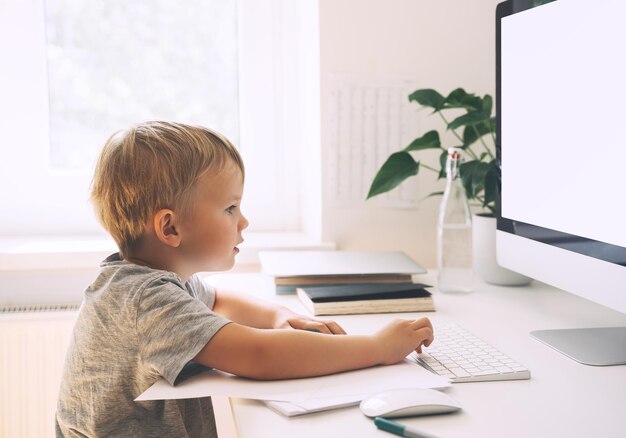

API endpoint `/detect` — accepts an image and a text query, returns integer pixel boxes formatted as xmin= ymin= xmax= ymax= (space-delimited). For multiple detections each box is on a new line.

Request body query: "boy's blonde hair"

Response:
xmin=91 ymin=121 xmax=244 ymax=256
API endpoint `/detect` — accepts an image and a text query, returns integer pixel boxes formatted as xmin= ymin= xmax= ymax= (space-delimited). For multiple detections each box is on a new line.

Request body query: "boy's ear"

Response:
xmin=153 ymin=209 xmax=181 ymax=248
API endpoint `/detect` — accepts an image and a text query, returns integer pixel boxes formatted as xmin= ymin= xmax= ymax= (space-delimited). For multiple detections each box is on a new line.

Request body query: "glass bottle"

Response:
xmin=437 ymin=147 xmax=474 ymax=293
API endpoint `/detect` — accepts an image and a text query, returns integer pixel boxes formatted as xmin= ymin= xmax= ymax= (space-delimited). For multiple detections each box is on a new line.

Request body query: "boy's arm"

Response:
xmin=212 ymin=288 xmax=345 ymax=334
xmin=193 ymin=317 xmax=433 ymax=380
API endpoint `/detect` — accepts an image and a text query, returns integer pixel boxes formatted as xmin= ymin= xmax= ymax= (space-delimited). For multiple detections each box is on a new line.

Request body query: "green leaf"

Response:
xmin=444 ymin=88 xmax=482 ymax=111
xmin=459 ymin=160 xmax=490 ymax=200
xmin=462 ymin=95 xmax=483 ymax=112
xmin=483 ymin=167 xmax=498 ymax=209
xmin=459 ymin=161 xmax=478 ymax=197
xmin=462 ymin=122 xmax=492 ymax=148
xmin=408 ymin=89 xmax=445 ymax=111
xmin=367 ymin=152 xmax=419 ymax=199
xmin=448 ymin=110 xmax=490 ymax=131
xmin=438 ymin=149 xmax=448 ymax=180
xmin=480 ymin=159 xmax=500 ymax=213
xmin=472 ymin=162 xmax=491 ymax=195
xmin=443 ymin=88 xmax=468 ymax=107
xmin=482 ymin=94 xmax=493 ymax=115
xmin=404 ymin=130 xmax=441 ymax=151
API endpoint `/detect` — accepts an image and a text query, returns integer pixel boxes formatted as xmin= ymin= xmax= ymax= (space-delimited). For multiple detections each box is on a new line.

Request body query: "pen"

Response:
xmin=374 ymin=417 xmax=439 ymax=438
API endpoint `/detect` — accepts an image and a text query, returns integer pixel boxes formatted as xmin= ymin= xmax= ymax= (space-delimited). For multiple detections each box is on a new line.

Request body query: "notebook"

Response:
xmin=259 ymin=250 xmax=427 ymax=293
xmin=260 ymin=250 xmax=426 ymax=277
xmin=296 ymin=282 xmax=434 ymax=315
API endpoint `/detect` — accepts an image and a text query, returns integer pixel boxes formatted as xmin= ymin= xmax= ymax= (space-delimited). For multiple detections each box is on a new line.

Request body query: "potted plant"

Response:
xmin=367 ymin=87 xmax=530 ymax=286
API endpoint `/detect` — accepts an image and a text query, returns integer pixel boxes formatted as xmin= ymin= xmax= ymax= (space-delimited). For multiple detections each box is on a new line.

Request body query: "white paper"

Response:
xmin=264 ymin=394 xmax=365 ymax=417
xmin=136 ymin=356 xmax=449 ymax=402
xmin=327 ymin=74 xmax=420 ymax=208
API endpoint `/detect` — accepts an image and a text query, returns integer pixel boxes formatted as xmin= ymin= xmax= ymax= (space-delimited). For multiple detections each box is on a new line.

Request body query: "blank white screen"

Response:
xmin=501 ymin=0 xmax=626 ymax=248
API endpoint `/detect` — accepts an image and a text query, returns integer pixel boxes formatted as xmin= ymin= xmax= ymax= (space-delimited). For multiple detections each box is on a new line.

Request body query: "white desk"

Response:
xmin=207 ymin=271 xmax=626 ymax=438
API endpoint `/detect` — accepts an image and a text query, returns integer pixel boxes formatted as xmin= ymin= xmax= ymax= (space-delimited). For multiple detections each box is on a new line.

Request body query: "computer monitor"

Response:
xmin=496 ymin=0 xmax=626 ymax=366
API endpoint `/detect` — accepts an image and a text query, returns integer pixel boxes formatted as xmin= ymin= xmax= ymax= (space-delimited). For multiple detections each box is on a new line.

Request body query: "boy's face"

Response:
xmin=179 ymin=160 xmax=248 ymax=272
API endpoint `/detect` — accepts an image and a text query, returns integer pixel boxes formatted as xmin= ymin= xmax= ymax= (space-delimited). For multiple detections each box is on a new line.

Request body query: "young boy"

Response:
xmin=55 ymin=121 xmax=434 ymax=437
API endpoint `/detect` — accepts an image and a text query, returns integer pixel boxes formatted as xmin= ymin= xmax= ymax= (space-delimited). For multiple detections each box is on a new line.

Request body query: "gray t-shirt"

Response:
xmin=55 ymin=253 xmax=231 ymax=437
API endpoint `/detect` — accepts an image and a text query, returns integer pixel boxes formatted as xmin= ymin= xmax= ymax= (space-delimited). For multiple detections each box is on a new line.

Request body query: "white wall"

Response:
xmin=319 ymin=0 xmax=501 ymax=267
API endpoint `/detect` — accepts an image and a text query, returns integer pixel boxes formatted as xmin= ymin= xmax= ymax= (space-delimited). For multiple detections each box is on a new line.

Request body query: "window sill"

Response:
xmin=0 ymin=232 xmax=336 ymax=272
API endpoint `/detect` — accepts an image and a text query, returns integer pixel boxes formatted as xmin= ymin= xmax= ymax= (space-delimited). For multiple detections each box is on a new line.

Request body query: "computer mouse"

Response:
xmin=359 ymin=388 xmax=462 ymax=418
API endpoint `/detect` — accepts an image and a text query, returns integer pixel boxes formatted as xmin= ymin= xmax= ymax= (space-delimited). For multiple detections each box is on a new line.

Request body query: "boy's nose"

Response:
xmin=240 ymin=214 xmax=249 ymax=230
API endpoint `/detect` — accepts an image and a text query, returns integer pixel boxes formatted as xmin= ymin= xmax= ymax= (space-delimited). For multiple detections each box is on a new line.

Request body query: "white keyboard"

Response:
xmin=413 ymin=323 xmax=531 ymax=383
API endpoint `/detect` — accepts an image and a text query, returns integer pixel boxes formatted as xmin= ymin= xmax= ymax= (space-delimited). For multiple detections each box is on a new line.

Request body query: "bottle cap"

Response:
xmin=446 ymin=147 xmax=462 ymax=179
xmin=448 ymin=147 xmax=462 ymax=159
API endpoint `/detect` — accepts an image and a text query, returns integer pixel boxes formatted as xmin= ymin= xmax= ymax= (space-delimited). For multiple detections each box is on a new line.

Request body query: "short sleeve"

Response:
xmin=136 ymin=277 xmax=230 ymax=385
xmin=186 ymin=275 xmax=217 ymax=309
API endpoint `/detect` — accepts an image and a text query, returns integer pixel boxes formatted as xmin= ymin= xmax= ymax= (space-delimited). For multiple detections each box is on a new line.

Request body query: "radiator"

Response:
xmin=0 ymin=306 xmax=78 ymax=438
xmin=0 ymin=306 xmax=238 ymax=438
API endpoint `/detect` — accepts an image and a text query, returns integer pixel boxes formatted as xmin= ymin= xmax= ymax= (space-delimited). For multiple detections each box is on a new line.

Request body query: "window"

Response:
xmin=45 ymin=0 xmax=239 ymax=171
xmin=0 ymin=0 xmax=310 ymax=238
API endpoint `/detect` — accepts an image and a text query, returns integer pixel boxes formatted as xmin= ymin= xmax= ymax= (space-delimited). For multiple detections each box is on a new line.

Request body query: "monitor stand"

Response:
xmin=531 ymin=327 xmax=626 ymax=366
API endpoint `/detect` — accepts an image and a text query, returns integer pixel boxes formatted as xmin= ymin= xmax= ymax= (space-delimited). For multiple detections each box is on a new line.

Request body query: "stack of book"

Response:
xmin=259 ymin=250 xmax=434 ymax=315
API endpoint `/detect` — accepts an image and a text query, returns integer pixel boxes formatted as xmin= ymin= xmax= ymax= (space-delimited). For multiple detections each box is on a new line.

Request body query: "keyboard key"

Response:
xmin=448 ymin=368 xmax=470 ymax=378
xmin=474 ymin=369 xmax=498 ymax=376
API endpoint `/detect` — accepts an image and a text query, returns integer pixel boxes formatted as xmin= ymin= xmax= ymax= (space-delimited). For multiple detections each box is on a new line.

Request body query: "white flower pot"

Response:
xmin=472 ymin=213 xmax=532 ymax=286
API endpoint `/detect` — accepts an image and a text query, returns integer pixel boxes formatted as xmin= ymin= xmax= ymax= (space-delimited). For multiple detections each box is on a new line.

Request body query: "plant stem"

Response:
xmin=437 ymin=112 xmax=479 ymax=160
xmin=420 ymin=163 xmax=439 ymax=173
xmin=465 ymin=148 xmax=479 ymax=161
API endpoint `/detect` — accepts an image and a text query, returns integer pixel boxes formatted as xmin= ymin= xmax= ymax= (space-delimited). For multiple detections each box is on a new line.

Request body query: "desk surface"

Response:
xmin=206 ymin=271 xmax=626 ymax=438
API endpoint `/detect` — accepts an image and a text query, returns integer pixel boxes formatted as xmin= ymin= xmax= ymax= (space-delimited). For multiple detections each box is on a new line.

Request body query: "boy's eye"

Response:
xmin=226 ymin=205 xmax=237 ymax=214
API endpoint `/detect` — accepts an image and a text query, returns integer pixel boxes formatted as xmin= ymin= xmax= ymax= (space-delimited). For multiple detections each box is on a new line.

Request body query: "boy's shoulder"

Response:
xmin=89 ymin=253 xmax=213 ymax=307
xmin=88 ymin=253 xmax=186 ymax=304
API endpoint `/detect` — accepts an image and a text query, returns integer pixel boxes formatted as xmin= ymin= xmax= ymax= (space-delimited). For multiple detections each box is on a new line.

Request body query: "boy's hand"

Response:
xmin=374 ymin=317 xmax=434 ymax=365
xmin=274 ymin=310 xmax=346 ymax=335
